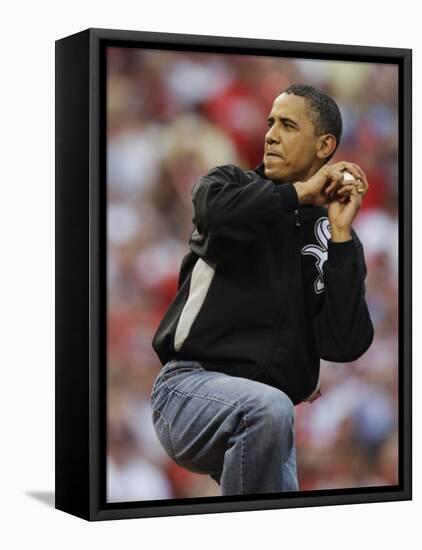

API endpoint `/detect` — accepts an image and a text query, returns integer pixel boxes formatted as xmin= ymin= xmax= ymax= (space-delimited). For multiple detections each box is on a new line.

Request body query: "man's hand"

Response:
xmin=327 ymin=166 xmax=369 ymax=241
xmin=293 ymin=161 xmax=366 ymax=207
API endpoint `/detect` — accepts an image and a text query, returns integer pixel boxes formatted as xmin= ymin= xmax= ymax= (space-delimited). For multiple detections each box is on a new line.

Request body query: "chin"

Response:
xmin=264 ymin=165 xmax=285 ymax=182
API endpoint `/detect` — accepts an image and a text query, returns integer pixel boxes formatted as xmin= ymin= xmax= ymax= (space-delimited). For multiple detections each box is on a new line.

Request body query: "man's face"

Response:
xmin=263 ymin=93 xmax=322 ymax=183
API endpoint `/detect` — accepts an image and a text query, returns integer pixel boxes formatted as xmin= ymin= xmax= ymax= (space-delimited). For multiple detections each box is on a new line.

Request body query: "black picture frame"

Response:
xmin=55 ymin=27 xmax=412 ymax=521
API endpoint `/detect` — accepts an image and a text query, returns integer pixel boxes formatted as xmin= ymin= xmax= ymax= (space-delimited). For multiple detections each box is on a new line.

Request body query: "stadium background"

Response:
xmin=106 ymin=47 xmax=399 ymax=501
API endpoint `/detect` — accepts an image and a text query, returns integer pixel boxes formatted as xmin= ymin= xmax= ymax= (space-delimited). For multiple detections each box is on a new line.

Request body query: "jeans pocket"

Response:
xmin=151 ymin=407 xmax=177 ymax=463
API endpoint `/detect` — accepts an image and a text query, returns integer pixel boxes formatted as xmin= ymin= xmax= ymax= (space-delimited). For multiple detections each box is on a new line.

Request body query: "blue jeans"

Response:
xmin=150 ymin=360 xmax=299 ymax=496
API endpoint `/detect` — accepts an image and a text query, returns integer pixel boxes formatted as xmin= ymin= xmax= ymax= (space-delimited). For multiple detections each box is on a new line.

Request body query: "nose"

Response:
xmin=265 ymin=126 xmax=280 ymax=145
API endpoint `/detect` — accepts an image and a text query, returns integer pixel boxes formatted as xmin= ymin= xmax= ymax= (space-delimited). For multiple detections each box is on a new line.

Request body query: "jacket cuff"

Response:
xmin=274 ymin=183 xmax=300 ymax=213
xmin=327 ymin=238 xmax=358 ymax=267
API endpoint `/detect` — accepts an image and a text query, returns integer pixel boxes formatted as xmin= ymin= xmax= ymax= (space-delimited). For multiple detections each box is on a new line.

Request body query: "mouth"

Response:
xmin=265 ymin=152 xmax=283 ymax=160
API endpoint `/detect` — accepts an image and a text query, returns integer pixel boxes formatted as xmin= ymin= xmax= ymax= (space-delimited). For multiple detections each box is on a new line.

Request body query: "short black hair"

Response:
xmin=280 ymin=84 xmax=343 ymax=163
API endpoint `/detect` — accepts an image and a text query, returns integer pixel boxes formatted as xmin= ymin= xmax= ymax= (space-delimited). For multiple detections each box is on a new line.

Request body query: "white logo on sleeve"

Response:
xmin=301 ymin=217 xmax=331 ymax=294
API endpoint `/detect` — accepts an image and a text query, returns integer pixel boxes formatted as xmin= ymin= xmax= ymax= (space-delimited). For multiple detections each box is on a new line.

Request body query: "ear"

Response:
xmin=316 ymin=134 xmax=337 ymax=161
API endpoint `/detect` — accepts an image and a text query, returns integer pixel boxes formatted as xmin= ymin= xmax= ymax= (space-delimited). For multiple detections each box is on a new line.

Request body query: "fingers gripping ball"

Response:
xmin=333 ymin=169 xmax=364 ymax=203
xmin=342 ymin=169 xmax=364 ymax=193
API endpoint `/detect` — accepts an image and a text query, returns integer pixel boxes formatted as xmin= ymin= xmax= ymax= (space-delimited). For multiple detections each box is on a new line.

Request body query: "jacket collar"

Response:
xmin=253 ymin=161 xmax=266 ymax=178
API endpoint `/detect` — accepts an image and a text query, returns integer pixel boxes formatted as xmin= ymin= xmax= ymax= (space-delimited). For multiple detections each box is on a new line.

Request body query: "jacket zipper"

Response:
xmin=254 ymin=210 xmax=301 ymax=380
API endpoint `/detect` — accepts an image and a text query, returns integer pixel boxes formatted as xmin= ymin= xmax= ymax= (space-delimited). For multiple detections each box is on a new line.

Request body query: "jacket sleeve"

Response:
xmin=191 ymin=164 xmax=299 ymax=241
xmin=313 ymin=228 xmax=374 ymax=362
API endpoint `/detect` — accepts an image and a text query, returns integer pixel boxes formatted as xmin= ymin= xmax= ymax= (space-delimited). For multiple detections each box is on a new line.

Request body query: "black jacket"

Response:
xmin=152 ymin=163 xmax=374 ymax=405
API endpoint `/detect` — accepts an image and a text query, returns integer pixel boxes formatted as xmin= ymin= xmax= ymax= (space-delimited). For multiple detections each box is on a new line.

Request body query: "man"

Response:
xmin=150 ymin=84 xmax=374 ymax=495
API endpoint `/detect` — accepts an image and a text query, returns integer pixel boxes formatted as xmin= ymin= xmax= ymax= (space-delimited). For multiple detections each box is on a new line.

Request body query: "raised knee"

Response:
xmin=268 ymin=393 xmax=294 ymax=426
xmin=250 ymin=388 xmax=294 ymax=427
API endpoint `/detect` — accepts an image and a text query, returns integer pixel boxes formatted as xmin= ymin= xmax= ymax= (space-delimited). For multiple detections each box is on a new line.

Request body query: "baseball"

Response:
xmin=341 ymin=169 xmax=365 ymax=194
xmin=342 ymin=170 xmax=355 ymax=182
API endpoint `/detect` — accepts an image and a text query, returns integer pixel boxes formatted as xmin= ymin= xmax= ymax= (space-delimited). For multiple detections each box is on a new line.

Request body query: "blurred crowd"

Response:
xmin=106 ymin=47 xmax=399 ymax=501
